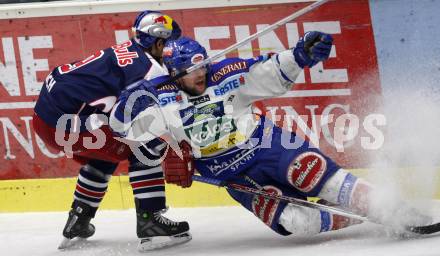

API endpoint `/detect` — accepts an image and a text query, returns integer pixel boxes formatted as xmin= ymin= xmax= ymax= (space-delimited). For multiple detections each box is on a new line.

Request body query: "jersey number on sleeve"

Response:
xmin=58 ymin=50 xmax=105 ymax=74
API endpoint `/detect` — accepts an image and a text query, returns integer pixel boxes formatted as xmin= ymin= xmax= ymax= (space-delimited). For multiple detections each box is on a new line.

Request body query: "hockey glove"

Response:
xmin=293 ymin=31 xmax=333 ymax=68
xmin=163 ymin=141 xmax=194 ymax=188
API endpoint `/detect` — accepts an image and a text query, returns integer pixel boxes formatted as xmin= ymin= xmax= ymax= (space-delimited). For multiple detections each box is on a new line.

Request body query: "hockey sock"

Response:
xmin=317 ymin=168 xmax=372 ymax=216
xmin=73 ymin=159 xmax=117 ymax=213
xmin=129 ymin=160 xmax=166 ymax=212
xmin=279 ymin=204 xmax=362 ymax=236
xmin=317 ymin=169 xmax=432 ymax=227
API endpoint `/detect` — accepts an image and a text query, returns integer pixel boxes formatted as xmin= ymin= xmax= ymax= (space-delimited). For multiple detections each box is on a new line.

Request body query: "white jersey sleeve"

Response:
xmin=232 ymin=50 xmax=301 ymax=109
xmin=110 ymin=99 xmax=169 ymax=143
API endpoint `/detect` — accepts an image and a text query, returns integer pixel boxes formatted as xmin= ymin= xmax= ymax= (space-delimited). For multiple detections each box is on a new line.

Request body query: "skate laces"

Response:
xmin=153 ymin=209 xmax=179 ymax=226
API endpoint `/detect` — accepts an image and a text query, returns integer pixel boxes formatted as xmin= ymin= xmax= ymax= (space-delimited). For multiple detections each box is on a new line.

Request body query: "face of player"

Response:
xmin=178 ymin=67 xmax=207 ymax=96
xmin=150 ymin=39 xmax=165 ymax=64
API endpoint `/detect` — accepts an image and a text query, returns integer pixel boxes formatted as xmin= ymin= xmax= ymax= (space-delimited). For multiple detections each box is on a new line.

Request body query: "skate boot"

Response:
xmin=58 ymin=200 xmax=96 ymax=249
xmin=136 ymin=206 xmax=192 ymax=251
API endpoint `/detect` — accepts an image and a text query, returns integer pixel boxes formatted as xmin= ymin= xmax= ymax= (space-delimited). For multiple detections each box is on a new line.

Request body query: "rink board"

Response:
xmin=0 ymin=175 xmax=239 ymax=212
xmin=2 ymin=168 xmax=439 ymax=213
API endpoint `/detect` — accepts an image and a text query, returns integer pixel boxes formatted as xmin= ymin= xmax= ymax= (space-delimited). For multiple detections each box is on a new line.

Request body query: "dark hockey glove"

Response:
xmin=163 ymin=141 xmax=194 ymax=188
xmin=293 ymin=31 xmax=333 ymax=68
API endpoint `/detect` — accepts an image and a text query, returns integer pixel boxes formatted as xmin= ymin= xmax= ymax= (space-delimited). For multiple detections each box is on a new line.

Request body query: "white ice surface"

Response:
xmin=1 ymin=206 xmax=440 ymax=256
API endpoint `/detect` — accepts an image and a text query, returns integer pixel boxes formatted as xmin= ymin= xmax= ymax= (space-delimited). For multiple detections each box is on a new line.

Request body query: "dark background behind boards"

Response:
xmin=1 ymin=0 xmax=72 ymax=4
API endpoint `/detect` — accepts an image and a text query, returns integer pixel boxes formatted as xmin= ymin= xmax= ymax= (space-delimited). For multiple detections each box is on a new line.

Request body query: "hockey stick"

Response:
xmin=192 ymin=175 xmax=440 ymax=235
xmin=192 ymin=175 xmax=369 ymax=221
xmin=157 ymin=0 xmax=331 ymax=86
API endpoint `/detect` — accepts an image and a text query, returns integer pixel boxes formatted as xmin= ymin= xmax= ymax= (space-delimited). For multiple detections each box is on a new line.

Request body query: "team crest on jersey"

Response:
xmin=112 ymin=41 xmax=139 ymax=67
xmin=252 ymin=185 xmax=282 ymax=226
xmin=287 ymin=152 xmax=327 ymax=193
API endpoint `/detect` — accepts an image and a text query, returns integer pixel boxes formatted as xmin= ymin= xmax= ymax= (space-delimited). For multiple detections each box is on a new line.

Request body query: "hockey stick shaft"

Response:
xmin=158 ymin=0 xmax=331 ymax=85
xmin=192 ymin=175 xmax=369 ymax=222
xmin=186 ymin=0 xmax=331 ymax=73
xmin=193 ymin=175 xmax=440 ymax=234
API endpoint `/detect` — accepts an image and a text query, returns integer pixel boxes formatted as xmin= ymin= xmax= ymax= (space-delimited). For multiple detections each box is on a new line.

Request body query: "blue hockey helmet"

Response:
xmin=162 ymin=36 xmax=208 ymax=73
xmin=132 ymin=10 xmax=182 ymax=49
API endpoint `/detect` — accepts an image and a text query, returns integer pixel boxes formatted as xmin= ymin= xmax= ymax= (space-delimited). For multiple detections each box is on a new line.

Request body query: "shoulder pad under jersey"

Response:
xmin=145 ymin=76 xmax=181 ymax=107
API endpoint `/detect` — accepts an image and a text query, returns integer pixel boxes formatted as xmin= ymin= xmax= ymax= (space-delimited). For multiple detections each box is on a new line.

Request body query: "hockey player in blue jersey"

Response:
xmin=33 ymin=11 xmax=191 ymax=251
xmin=110 ymin=35 xmax=433 ymax=238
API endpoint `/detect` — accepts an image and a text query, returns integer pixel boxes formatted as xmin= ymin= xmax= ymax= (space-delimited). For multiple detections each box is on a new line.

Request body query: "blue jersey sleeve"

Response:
xmin=34 ymin=40 xmax=155 ymax=131
xmin=208 ymin=56 xmax=267 ymax=85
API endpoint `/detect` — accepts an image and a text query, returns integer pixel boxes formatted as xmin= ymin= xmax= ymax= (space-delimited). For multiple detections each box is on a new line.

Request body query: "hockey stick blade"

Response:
xmin=193 ymin=175 xmax=440 ymax=235
xmin=406 ymin=222 xmax=440 ymax=235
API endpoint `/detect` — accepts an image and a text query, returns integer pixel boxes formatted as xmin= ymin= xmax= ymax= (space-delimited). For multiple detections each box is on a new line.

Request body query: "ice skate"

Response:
xmin=136 ymin=207 xmax=191 ymax=251
xmin=58 ymin=200 xmax=96 ymax=250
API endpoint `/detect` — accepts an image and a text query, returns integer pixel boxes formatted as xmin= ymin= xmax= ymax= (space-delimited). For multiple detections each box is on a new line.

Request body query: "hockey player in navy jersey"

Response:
xmin=33 ymin=11 xmax=191 ymax=251
xmin=110 ymin=35 xmax=433 ymax=238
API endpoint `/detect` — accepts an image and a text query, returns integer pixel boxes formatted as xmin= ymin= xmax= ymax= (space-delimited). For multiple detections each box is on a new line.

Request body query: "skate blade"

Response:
xmin=138 ymin=232 xmax=192 ymax=251
xmin=58 ymin=237 xmax=87 ymax=250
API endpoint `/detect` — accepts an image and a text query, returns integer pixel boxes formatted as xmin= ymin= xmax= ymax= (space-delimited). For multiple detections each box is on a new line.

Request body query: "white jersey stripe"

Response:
xmin=78 ymin=174 xmax=110 ymax=188
xmin=134 ymin=191 xmax=166 ymax=199
xmin=73 ymin=196 xmax=101 ymax=208
xmin=129 ymin=166 xmax=163 ymax=177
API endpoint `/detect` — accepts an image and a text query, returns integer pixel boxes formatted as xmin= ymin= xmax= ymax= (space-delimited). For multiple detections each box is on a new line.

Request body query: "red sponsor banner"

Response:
xmin=0 ymin=0 xmax=381 ymax=179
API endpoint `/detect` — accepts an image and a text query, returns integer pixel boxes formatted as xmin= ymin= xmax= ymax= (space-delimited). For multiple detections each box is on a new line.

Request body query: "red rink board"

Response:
xmin=0 ymin=0 xmax=381 ymax=179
